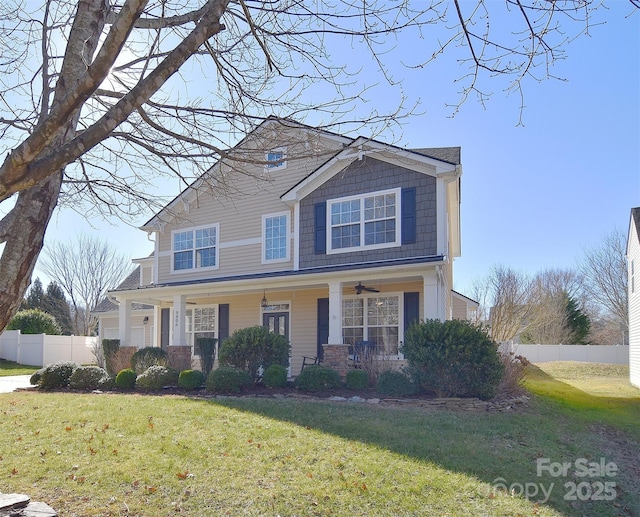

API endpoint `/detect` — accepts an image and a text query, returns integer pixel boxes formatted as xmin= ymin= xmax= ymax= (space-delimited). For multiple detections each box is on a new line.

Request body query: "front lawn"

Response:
xmin=0 ymin=362 xmax=637 ymax=516
xmin=0 ymin=358 xmax=39 ymax=376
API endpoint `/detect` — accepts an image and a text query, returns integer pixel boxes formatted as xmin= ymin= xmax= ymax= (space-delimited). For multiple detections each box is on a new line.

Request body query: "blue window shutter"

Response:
xmin=314 ymin=202 xmax=327 ymax=254
xmin=401 ymin=187 xmax=416 ymax=244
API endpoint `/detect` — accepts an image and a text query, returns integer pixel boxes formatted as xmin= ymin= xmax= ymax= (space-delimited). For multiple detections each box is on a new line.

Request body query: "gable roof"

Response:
xmin=92 ymin=266 xmax=153 ymax=314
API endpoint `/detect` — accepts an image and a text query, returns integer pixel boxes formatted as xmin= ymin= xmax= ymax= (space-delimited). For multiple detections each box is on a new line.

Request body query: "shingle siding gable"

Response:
xmin=299 ymin=156 xmax=437 ymax=269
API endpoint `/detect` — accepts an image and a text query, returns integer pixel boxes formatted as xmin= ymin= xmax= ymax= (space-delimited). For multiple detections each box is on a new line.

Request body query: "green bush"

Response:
xmin=131 ymin=347 xmax=169 ymax=374
xmin=69 ymin=366 xmax=112 ymax=390
xmin=135 ymin=365 xmax=177 ymax=392
xmin=402 ymin=319 xmax=504 ymax=400
xmin=102 ymin=339 xmax=120 ymax=375
xmin=7 ymin=309 xmax=61 ymax=335
xmin=294 ymin=365 xmax=342 ymax=392
xmin=262 ymin=364 xmax=287 ymax=388
xmin=30 ymin=368 xmax=45 ymax=386
xmin=196 ymin=337 xmax=217 ymax=377
xmin=115 ymin=368 xmax=137 ymax=390
xmin=375 ymin=370 xmax=418 ymax=397
xmin=205 ymin=366 xmax=252 ymax=394
xmin=345 ymin=369 xmax=369 ymax=390
xmin=38 ymin=361 xmax=79 ymax=390
xmin=218 ymin=326 xmax=290 ymax=383
xmin=178 ymin=369 xmax=205 ymax=390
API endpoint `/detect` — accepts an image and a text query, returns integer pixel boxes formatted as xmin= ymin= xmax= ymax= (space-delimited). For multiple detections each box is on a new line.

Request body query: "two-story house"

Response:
xmin=94 ymin=118 xmax=471 ymax=374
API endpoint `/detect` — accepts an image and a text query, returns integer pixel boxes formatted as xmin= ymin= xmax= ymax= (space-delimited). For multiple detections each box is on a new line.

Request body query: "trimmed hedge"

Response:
xmin=218 ymin=326 xmax=290 ymax=383
xmin=262 ymin=364 xmax=287 ymax=388
xmin=178 ymin=369 xmax=205 ymax=390
xmin=69 ymin=366 xmax=112 ymax=390
xmin=38 ymin=361 xmax=79 ymax=390
xmin=375 ymin=370 xmax=418 ymax=397
xmin=402 ymin=319 xmax=504 ymax=400
xmin=345 ymin=369 xmax=369 ymax=390
xmin=115 ymin=368 xmax=137 ymax=390
xmin=294 ymin=365 xmax=342 ymax=392
xmin=131 ymin=347 xmax=170 ymax=374
xmin=135 ymin=365 xmax=178 ymax=392
xmin=205 ymin=366 xmax=252 ymax=394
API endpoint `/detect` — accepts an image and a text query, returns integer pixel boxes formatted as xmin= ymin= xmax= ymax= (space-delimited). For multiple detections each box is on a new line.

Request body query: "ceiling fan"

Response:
xmin=355 ymin=282 xmax=380 ymax=295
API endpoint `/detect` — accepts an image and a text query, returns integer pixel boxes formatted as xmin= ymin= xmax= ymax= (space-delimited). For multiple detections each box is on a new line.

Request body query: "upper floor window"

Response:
xmin=328 ymin=188 xmax=401 ymax=253
xmin=262 ymin=213 xmax=290 ymax=263
xmin=265 ymin=147 xmax=287 ymax=171
xmin=172 ymin=224 xmax=219 ymax=272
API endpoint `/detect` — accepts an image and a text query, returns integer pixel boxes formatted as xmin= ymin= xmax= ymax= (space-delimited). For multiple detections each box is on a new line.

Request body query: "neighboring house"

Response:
xmin=627 ymin=207 xmax=640 ymax=388
xmin=94 ymin=118 xmax=474 ymax=374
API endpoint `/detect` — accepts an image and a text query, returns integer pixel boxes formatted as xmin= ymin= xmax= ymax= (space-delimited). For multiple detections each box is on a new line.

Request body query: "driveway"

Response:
xmin=0 ymin=375 xmax=33 ymax=393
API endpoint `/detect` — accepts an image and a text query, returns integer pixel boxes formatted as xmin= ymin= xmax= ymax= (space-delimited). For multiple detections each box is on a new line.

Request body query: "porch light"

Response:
xmin=143 ymin=316 xmax=149 ymax=325
xmin=261 ymin=290 xmax=268 ymax=308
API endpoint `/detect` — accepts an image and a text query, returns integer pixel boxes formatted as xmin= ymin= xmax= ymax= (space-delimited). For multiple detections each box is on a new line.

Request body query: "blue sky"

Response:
xmin=39 ymin=2 xmax=639 ymax=296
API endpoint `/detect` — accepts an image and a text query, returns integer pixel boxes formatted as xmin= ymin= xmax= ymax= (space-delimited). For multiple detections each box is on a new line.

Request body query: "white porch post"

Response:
xmin=327 ymin=281 xmax=343 ymax=344
xmin=117 ymin=298 xmax=132 ymax=347
xmin=423 ymin=271 xmax=444 ymax=322
xmin=172 ymin=294 xmax=187 ymax=347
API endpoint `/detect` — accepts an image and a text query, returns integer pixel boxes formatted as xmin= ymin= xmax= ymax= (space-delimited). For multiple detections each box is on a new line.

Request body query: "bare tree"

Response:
xmin=39 ymin=235 xmax=131 ymax=335
xmin=523 ymin=268 xmax=583 ymax=344
xmin=0 ymin=0 xmax=636 ymax=332
xmin=472 ymin=265 xmax=534 ymax=342
xmin=579 ymin=229 xmax=628 ymax=344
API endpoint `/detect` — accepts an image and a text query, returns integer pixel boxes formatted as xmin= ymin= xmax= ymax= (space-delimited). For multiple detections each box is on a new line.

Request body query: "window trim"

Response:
xmin=262 ymin=212 xmax=291 ymax=264
xmin=264 ymin=147 xmax=287 ymax=171
xmin=341 ymin=292 xmax=404 ymax=358
xmin=186 ymin=305 xmax=218 ymax=357
xmin=171 ymin=223 xmax=220 ymax=273
xmin=326 ymin=187 xmax=402 ymax=254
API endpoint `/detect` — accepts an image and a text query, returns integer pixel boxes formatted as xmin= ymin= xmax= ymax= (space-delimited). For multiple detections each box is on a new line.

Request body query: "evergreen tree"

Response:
xmin=25 ymin=278 xmax=44 ymax=309
xmin=565 ymin=295 xmax=591 ymax=345
xmin=42 ymin=282 xmax=74 ymax=335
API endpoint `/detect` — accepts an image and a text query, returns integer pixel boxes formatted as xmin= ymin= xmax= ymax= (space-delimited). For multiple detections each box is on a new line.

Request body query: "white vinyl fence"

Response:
xmin=0 ymin=330 xmax=97 ymax=367
xmin=499 ymin=342 xmax=629 ymax=365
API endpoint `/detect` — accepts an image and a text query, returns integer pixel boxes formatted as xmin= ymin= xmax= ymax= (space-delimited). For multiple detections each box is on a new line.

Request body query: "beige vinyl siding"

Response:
xmin=629 ymin=216 xmax=640 ymax=387
xmin=154 ymin=130 xmax=343 ymax=284
xmin=141 ymin=265 xmax=153 ymax=286
xmin=451 ymin=295 xmax=467 ymax=320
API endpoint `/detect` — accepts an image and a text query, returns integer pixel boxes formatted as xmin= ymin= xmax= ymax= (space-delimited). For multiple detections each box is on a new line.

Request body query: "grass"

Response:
xmin=0 ymin=361 xmax=638 ymax=516
xmin=0 ymin=358 xmax=39 ymax=376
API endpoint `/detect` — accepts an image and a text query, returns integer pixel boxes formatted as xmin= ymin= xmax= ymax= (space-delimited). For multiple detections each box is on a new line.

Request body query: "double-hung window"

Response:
xmin=265 ymin=147 xmax=287 ymax=171
xmin=263 ymin=212 xmax=290 ymax=263
xmin=328 ymin=188 xmax=401 ymax=253
xmin=172 ymin=224 xmax=219 ymax=272
xmin=342 ymin=295 xmax=401 ymax=356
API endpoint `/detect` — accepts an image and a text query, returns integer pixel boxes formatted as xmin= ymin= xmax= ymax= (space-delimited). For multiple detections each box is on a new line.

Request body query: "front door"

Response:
xmin=263 ymin=312 xmax=289 ymax=340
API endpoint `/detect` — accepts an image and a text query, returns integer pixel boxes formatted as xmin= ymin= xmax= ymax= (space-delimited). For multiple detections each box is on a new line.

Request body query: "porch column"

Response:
xmin=423 ymin=271 xmax=444 ymax=322
xmin=327 ymin=281 xmax=343 ymax=344
xmin=117 ymin=298 xmax=132 ymax=347
xmin=172 ymin=294 xmax=187 ymax=347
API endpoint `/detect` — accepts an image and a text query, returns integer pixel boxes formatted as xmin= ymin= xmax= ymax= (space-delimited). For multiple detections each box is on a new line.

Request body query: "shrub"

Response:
xmin=135 ymin=365 xmax=177 ymax=392
xmin=294 ymin=365 xmax=342 ymax=392
xmin=376 ymin=370 xmax=418 ymax=397
xmin=30 ymin=368 xmax=45 ymax=386
xmin=69 ymin=366 xmax=112 ymax=390
xmin=102 ymin=339 xmax=120 ymax=375
xmin=262 ymin=364 xmax=287 ymax=388
xmin=115 ymin=368 xmax=137 ymax=390
xmin=345 ymin=369 xmax=369 ymax=390
xmin=497 ymin=352 xmax=529 ymax=395
xmin=196 ymin=337 xmax=217 ymax=377
xmin=219 ymin=326 xmax=290 ymax=383
xmin=38 ymin=361 xmax=79 ymax=390
xmin=205 ymin=366 xmax=252 ymax=394
xmin=402 ymin=319 xmax=504 ymax=400
xmin=178 ymin=369 xmax=205 ymax=390
xmin=7 ymin=309 xmax=61 ymax=335
xmin=131 ymin=347 xmax=169 ymax=374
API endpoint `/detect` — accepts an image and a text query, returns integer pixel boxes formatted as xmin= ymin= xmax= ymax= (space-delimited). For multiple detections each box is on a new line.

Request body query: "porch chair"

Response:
xmin=301 ymin=355 xmax=320 ymax=371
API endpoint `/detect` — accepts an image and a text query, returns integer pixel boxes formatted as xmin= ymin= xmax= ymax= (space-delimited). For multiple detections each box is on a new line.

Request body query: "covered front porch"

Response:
xmin=110 ymin=262 xmax=449 ymax=375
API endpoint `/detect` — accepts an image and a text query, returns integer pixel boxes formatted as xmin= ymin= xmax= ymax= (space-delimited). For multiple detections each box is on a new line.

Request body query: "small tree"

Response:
xmin=402 ymin=319 xmax=504 ymax=400
xmin=7 ymin=309 xmax=61 ymax=335
xmin=218 ymin=326 xmax=290 ymax=383
xmin=196 ymin=337 xmax=217 ymax=377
